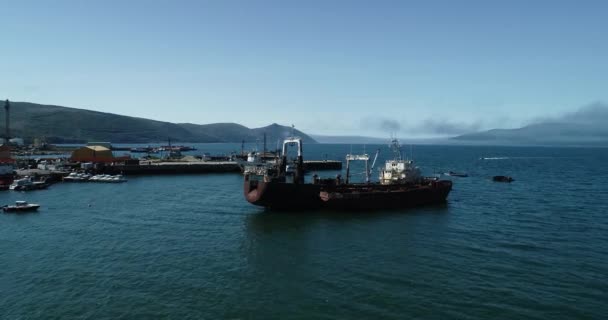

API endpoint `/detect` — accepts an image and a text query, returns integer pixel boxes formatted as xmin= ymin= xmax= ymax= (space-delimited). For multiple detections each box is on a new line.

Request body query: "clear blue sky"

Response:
xmin=1 ymin=0 xmax=607 ymax=137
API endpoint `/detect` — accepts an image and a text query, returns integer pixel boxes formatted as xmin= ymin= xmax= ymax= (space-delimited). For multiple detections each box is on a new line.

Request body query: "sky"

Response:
xmin=1 ymin=0 xmax=607 ymax=138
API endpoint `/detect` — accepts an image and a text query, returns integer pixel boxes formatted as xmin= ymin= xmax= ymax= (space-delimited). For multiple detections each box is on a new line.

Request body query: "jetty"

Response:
xmin=102 ymin=160 xmax=341 ymax=175
xmin=103 ymin=161 xmax=241 ymax=175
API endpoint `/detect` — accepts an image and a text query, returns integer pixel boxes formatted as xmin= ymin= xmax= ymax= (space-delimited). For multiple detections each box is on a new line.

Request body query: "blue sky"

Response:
xmin=1 ymin=0 xmax=607 ymax=137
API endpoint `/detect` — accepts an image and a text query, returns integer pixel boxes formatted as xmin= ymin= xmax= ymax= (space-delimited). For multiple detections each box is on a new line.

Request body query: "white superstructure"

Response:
xmin=379 ymin=139 xmax=421 ymax=184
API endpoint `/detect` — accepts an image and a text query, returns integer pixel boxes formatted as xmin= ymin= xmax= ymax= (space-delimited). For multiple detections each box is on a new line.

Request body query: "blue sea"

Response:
xmin=1 ymin=143 xmax=607 ymax=319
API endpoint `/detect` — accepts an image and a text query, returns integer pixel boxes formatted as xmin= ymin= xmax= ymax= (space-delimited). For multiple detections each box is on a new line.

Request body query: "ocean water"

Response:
xmin=1 ymin=144 xmax=607 ymax=319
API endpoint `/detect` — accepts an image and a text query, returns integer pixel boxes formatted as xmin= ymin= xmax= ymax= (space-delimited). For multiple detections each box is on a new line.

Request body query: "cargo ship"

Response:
xmin=244 ymin=137 xmax=452 ymax=211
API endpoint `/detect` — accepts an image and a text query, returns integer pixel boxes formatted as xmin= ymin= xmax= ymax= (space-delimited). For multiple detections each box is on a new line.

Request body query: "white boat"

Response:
xmin=9 ymin=177 xmax=49 ymax=191
xmin=63 ymin=172 xmax=91 ymax=182
xmin=9 ymin=177 xmax=33 ymax=190
xmin=108 ymin=175 xmax=127 ymax=183
xmin=87 ymin=174 xmax=127 ymax=183
xmin=2 ymin=201 xmax=40 ymax=213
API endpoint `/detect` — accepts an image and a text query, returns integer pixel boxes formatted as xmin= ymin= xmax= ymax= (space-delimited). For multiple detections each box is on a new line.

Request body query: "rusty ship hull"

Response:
xmin=319 ymin=180 xmax=452 ymax=211
xmin=244 ymin=176 xmax=324 ymax=210
xmin=244 ymin=177 xmax=452 ymax=211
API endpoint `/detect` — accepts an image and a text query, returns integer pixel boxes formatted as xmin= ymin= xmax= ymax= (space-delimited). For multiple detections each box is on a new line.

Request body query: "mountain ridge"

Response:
xmin=452 ymin=103 xmax=608 ymax=147
xmin=3 ymin=101 xmax=317 ymax=144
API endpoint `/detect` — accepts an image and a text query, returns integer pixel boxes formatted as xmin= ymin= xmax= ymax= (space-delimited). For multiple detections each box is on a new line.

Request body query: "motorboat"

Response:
xmin=63 ymin=172 xmax=91 ymax=182
xmin=445 ymin=171 xmax=469 ymax=177
xmin=108 ymin=175 xmax=127 ymax=183
xmin=2 ymin=201 xmax=41 ymax=213
xmin=493 ymin=175 xmax=514 ymax=182
xmin=10 ymin=177 xmax=50 ymax=191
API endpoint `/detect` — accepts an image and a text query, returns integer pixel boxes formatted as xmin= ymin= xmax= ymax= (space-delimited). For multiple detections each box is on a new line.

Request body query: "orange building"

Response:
xmin=0 ymin=145 xmax=14 ymax=163
xmin=70 ymin=146 xmax=115 ymax=163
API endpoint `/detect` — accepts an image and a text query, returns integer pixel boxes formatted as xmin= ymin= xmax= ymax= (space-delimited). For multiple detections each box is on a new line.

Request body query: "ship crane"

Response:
xmin=369 ymin=149 xmax=381 ymax=180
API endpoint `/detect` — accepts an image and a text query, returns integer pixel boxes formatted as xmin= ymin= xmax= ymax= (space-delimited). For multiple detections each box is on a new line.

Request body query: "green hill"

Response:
xmin=3 ymin=101 xmax=317 ymax=144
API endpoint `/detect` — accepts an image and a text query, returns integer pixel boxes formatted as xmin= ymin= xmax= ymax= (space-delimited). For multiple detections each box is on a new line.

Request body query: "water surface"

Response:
xmin=1 ymin=144 xmax=607 ymax=319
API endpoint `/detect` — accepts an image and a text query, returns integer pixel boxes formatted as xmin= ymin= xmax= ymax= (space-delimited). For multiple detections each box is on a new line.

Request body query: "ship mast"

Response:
xmin=263 ymin=132 xmax=266 ymax=158
xmin=4 ymin=99 xmax=10 ymax=143
xmin=390 ymin=138 xmax=402 ymax=160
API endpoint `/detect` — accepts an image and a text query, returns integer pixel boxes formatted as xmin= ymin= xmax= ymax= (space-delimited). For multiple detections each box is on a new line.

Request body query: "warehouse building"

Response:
xmin=70 ymin=146 xmax=115 ymax=163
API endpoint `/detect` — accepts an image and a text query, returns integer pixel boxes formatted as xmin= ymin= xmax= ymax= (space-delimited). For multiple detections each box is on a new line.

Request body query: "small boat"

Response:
xmin=493 ymin=175 xmax=514 ymax=182
xmin=108 ymin=174 xmax=127 ymax=183
xmin=2 ymin=201 xmax=41 ymax=212
xmin=63 ymin=172 xmax=91 ymax=182
xmin=445 ymin=171 xmax=468 ymax=177
xmin=88 ymin=174 xmax=127 ymax=183
xmin=9 ymin=177 xmax=50 ymax=191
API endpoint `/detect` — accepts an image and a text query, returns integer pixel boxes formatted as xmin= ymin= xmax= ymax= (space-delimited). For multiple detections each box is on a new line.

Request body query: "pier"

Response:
xmin=11 ymin=158 xmax=342 ymax=182
xmin=103 ymin=161 xmax=241 ymax=175
xmin=101 ymin=160 xmax=342 ymax=175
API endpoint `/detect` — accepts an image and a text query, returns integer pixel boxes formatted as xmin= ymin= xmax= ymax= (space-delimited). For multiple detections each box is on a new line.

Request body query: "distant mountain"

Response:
xmin=311 ymin=134 xmax=452 ymax=145
xmin=452 ymin=103 xmax=608 ymax=146
xmin=177 ymin=122 xmax=257 ymax=142
xmin=2 ymin=101 xmax=317 ymax=144
xmin=252 ymin=123 xmax=317 ymax=145
xmin=311 ymin=135 xmax=390 ymax=144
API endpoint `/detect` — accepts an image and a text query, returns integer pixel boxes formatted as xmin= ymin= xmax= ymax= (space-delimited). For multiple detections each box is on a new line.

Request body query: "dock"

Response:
xmin=103 ymin=161 xmax=242 ymax=175
xmin=13 ymin=158 xmax=342 ymax=180
xmin=103 ymin=160 xmax=342 ymax=175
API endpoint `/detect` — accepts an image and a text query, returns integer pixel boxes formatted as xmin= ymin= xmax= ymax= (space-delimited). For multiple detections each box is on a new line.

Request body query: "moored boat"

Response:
xmin=244 ymin=136 xmax=452 ymax=211
xmin=9 ymin=177 xmax=50 ymax=191
xmin=63 ymin=172 xmax=91 ymax=182
xmin=88 ymin=174 xmax=127 ymax=183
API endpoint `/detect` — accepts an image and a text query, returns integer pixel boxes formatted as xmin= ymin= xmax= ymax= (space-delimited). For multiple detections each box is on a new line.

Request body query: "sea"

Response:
xmin=1 ymin=143 xmax=607 ymax=319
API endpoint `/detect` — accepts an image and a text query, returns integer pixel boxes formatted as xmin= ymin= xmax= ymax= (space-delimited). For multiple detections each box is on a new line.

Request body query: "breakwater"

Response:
xmin=100 ymin=160 xmax=342 ymax=175
xmin=103 ymin=161 xmax=242 ymax=175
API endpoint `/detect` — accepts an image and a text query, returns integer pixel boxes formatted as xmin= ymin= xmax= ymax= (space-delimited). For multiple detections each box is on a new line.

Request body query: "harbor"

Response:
xmin=2 ymin=144 xmax=606 ymax=320
xmin=3 ymin=140 xmax=344 ymax=189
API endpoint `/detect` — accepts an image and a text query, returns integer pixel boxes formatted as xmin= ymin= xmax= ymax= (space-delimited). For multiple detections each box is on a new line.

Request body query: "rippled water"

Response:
xmin=1 ymin=144 xmax=607 ymax=319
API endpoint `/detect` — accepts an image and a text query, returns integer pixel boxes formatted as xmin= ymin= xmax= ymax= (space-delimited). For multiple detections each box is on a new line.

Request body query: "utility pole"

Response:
xmin=4 ymin=99 xmax=10 ymax=143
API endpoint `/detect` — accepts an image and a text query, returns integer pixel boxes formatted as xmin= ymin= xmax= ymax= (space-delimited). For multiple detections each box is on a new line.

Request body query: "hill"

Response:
xmin=452 ymin=103 xmax=608 ymax=146
xmin=2 ymin=101 xmax=317 ymax=144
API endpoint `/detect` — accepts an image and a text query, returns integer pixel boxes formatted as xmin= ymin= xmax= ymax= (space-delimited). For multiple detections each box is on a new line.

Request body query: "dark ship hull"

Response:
xmin=244 ymin=176 xmax=452 ymax=211
xmin=244 ymin=177 xmax=324 ymax=210
xmin=243 ymin=136 xmax=452 ymax=211
xmin=319 ymin=180 xmax=452 ymax=211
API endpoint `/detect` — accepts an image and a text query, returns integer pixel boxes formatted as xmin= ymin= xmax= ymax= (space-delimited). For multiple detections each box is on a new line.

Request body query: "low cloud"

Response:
xmin=559 ymin=102 xmax=608 ymax=124
xmin=362 ymin=116 xmax=482 ymax=137
xmin=361 ymin=117 xmax=401 ymax=133
xmin=411 ymin=119 xmax=483 ymax=135
xmin=352 ymin=102 xmax=608 ymax=138
xmin=531 ymin=102 xmax=608 ymax=125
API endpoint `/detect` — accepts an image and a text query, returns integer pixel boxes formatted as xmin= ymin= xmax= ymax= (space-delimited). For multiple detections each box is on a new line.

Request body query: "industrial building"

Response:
xmin=70 ymin=146 xmax=115 ymax=163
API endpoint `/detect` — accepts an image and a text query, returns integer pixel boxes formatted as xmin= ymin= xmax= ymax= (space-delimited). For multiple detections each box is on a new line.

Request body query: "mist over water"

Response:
xmin=1 ymin=144 xmax=607 ymax=319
